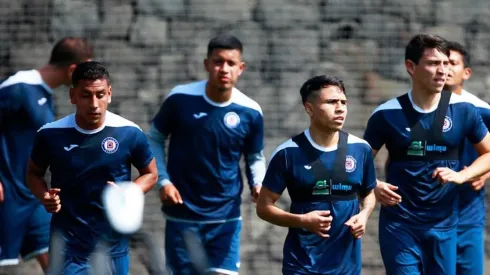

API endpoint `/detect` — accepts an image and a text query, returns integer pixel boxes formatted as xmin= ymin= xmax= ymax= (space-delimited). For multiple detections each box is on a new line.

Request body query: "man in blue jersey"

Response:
xmin=444 ymin=41 xmax=490 ymax=275
xmin=364 ymin=34 xmax=490 ymax=275
xmin=0 ymin=37 xmax=93 ymax=271
xmin=147 ymin=34 xmax=265 ymax=275
xmin=26 ymin=61 xmax=157 ymax=274
xmin=256 ymin=75 xmax=377 ymax=275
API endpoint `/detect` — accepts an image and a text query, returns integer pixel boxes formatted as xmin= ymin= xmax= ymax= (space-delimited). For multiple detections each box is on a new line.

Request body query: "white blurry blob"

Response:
xmin=102 ymin=181 xmax=144 ymax=234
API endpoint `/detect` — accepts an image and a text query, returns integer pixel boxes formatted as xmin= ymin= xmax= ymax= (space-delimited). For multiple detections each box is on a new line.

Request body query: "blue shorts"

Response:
xmin=48 ymin=253 xmax=129 ymax=275
xmin=379 ymin=220 xmax=457 ymax=275
xmin=165 ymin=218 xmax=241 ymax=275
xmin=457 ymin=225 xmax=484 ymax=275
xmin=0 ymin=199 xmax=51 ymax=265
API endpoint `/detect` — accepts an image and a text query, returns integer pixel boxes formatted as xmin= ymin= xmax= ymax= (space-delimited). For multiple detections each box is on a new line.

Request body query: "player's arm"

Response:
xmin=146 ymin=95 xmax=182 ymax=204
xmin=26 ymin=130 xmax=61 ymax=213
xmin=257 ymin=187 xmax=332 ymax=238
xmin=256 ymin=148 xmax=332 ymax=238
xmin=435 ymin=105 xmax=490 ymax=184
xmin=364 ymin=112 xmax=401 ymax=206
xmin=131 ymin=130 xmax=159 ymax=193
xmin=345 ymin=148 xmax=377 ymax=238
xmin=133 ymin=158 xmax=158 ymax=193
xmin=244 ymin=110 xmax=266 ymax=202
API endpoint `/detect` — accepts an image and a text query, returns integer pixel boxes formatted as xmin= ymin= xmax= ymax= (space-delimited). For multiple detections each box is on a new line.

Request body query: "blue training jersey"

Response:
xmin=30 ymin=112 xmax=153 ymax=257
xmin=263 ymin=130 xmax=376 ymax=275
xmin=151 ymin=80 xmax=264 ymax=221
xmin=458 ymin=90 xmax=490 ymax=227
xmin=0 ymin=70 xmax=54 ymax=203
xmin=364 ymin=91 xmax=488 ymax=230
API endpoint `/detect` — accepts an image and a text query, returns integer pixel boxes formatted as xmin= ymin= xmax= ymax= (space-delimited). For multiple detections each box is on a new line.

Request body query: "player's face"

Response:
xmin=70 ymin=79 xmax=112 ymax=130
xmin=305 ymin=85 xmax=347 ymax=132
xmin=406 ymin=48 xmax=449 ymax=94
xmin=445 ymin=50 xmax=471 ymax=90
xmin=204 ymin=49 xmax=244 ymax=92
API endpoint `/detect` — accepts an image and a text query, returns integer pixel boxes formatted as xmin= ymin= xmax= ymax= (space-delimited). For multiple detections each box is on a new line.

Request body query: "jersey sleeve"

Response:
xmin=244 ymin=111 xmax=265 ymax=154
xmin=131 ymin=129 xmax=154 ymax=169
xmin=0 ymin=84 xmax=23 ymax=126
xmin=477 ymin=106 xmax=490 ymax=130
xmin=152 ymin=94 xmax=177 ymax=137
xmin=361 ymin=145 xmax=377 ymax=196
xmin=363 ymin=111 xmax=387 ymax=151
xmin=466 ymin=104 xmax=489 ymax=144
xmin=30 ymin=129 xmax=51 ymax=170
xmin=262 ymin=148 xmax=288 ymax=195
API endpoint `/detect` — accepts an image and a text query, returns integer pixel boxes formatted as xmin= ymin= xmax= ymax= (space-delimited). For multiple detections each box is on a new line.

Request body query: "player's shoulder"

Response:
xmin=347 ymin=133 xmax=371 ymax=150
xmin=0 ymin=70 xmax=43 ymax=90
xmin=167 ymin=80 xmax=206 ymax=99
xmin=370 ymin=96 xmax=402 ymax=116
xmin=105 ymin=111 xmax=142 ymax=131
xmin=38 ymin=114 xmax=75 ymax=132
xmin=459 ymin=90 xmax=490 ymax=109
xmin=230 ymin=87 xmax=263 ymax=116
xmin=270 ymin=138 xmax=298 ymax=161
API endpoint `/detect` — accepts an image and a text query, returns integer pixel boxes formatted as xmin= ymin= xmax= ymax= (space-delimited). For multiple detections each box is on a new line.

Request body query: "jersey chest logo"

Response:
xmin=224 ymin=112 xmax=240 ymax=128
xmin=101 ymin=137 xmax=119 ymax=154
xmin=345 ymin=155 xmax=356 ymax=173
xmin=443 ymin=116 xmax=452 ymax=132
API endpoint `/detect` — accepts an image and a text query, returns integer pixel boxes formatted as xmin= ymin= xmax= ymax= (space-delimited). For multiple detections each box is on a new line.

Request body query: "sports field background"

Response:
xmin=1 ymin=0 xmax=490 ymax=274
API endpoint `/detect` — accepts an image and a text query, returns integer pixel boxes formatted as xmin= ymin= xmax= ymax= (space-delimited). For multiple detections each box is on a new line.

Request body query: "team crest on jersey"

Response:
xmin=442 ymin=116 xmax=452 ymax=132
xmin=224 ymin=112 xmax=240 ymax=128
xmin=101 ymin=137 xmax=119 ymax=154
xmin=345 ymin=155 xmax=356 ymax=173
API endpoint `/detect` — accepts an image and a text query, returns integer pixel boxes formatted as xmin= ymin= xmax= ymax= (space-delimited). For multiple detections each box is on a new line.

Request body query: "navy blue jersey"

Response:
xmin=0 ymin=70 xmax=54 ymax=202
xmin=458 ymin=90 xmax=490 ymax=227
xmin=364 ymin=91 xmax=488 ymax=229
xmin=263 ymin=130 xmax=376 ymax=274
xmin=30 ymin=112 xmax=153 ymax=256
xmin=152 ymin=80 xmax=264 ymax=221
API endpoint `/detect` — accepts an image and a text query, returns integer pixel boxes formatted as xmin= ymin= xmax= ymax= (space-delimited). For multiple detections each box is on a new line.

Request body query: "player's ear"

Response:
xmin=107 ymin=86 xmax=112 ymax=104
xmin=304 ymin=102 xmax=314 ymax=117
xmin=463 ymin=67 xmax=472 ymax=81
xmin=405 ymin=60 xmax=415 ymax=77
xmin=69 ymin=87 xmax=76 ymax=104
xmin=203 ymin=58 xmax=210 ymax=73
xmin=237 ymin=61 xmax=245 ymax=77
xmin=67 ymin=64 xmax=77 ymax=80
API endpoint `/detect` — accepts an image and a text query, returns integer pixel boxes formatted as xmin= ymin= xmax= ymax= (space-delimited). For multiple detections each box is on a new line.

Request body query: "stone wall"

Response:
xmin=1 ymin=0 xmax=490 ymax=274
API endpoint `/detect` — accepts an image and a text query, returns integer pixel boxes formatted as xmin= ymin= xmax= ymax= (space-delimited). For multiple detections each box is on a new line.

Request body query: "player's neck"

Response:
xmin=38 ymin=64 xmax=66 ymax=89
xmin=447 ymin=85 xmax=463 ymax=95
xmin=308 ymin=125 xmax=339 ymax=148
xmin=205 ymin=83 xmax=232 ymax=103
xmin=75 ymin=112 xmax=105 ymax=130
xmin=410 ymin=87 xmax=441 ymax=112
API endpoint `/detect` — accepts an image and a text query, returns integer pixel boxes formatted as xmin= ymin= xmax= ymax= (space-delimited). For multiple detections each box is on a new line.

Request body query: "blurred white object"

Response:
xmin=102 ymin=181 xmax=144 ymax=234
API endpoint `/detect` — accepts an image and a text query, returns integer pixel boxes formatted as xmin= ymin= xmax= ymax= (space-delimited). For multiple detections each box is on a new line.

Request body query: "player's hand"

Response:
xmin=160 ymin=184 xmax=183 ymax=205
xmin=432 ymin=167 xmax=468 ymax=184
xmin=374 ymin=181 xmax=401 ymax=206
xmin=251 ymin=185 xmax=261 ymax=203
xmin=345 ymin=213 xmax=368 ymax=239
xmin=0 ymin=181 xmax=4 ymax=203
xmin=301 ymin=210 xmax=333 ymax=238
xmin=43 ymin=188 xmax=61 ymax=213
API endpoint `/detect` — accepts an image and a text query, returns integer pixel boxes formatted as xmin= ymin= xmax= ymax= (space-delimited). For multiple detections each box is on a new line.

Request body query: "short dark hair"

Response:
xmin=48 ymin=37 xmax=94 ymax=67
xmin=72 ymin=61 xmax=110 ymax=87
xmin=405 ymin=34 xmax=449 ymax=64
xmin=300 ymin=75 xmax=346 ymax=104
xmin=447 ymin=41 xmax=471 ymax=68
xmin=207 ymin=34 xmax=243 ymax=56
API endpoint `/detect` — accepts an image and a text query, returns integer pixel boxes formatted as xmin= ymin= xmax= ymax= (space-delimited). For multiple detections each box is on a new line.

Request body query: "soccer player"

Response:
xmin=256 ymin=75 xmax=377 ymax=275
xmin=0 ymin=37 xmax=93 ymax=271
xmin=147 ymin=34 xmax=265 ymax=275
xmin=444 ymin=41 xmax=490 ymax=275
xmin=364 ymin=34 xmax=490 ymax=275
xmin=26 ymin=61 xmax=157 ymax=274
